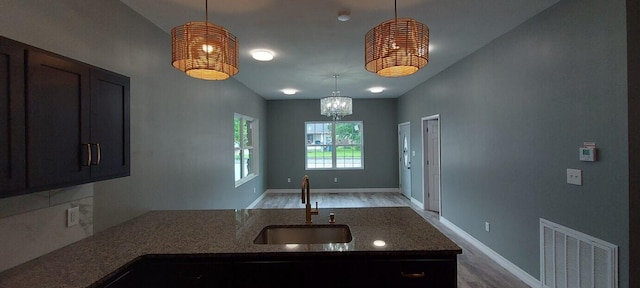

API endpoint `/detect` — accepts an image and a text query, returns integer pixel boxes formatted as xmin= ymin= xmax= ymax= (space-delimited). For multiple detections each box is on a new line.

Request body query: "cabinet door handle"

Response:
xmin=400 ymin=272 xmax=425 ymax=278
xmin=89 ymin=143 xmax=101 ymax=165
xmin=95 ymin=143 xmax=101 ymax=165
xmin=84 ymin=143 xmax=92 ymax=166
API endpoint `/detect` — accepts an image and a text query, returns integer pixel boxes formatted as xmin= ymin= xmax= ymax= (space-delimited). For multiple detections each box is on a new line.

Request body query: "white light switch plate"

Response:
xmin=567 ymin=169 xmax=582 ymax=185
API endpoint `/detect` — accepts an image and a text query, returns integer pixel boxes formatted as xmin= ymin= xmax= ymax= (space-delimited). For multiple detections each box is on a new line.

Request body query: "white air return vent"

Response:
xmin=540 ymin=219 xmax=618 ymax=288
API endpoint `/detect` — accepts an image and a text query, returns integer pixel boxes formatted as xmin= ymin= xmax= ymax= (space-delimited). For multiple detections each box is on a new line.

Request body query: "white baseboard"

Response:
xmin=246 ymin=191 xmax=267 ymax=209
xmin=265 ymin=188 xmax=400 ymax=194
xmin=439 ymin=217 xmax=541 ymax=288
xmin=410 ymin=197 xmax=424 ymax=209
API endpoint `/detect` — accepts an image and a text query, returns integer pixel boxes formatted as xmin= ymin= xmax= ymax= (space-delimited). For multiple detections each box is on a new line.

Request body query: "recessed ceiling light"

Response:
xmin=369 ymin=87 xmax=384 ymax=93
xmin=338 ymin=11 xmax=351 ymax=22
xmin=251 ymin=49 xmax=274 ymax=61
xmin=282 ymin=89 xmax=297 ymax=95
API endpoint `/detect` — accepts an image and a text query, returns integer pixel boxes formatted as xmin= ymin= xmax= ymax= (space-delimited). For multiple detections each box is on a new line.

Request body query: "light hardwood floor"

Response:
xmin=253 ymin=192 xmax=531 ymax=288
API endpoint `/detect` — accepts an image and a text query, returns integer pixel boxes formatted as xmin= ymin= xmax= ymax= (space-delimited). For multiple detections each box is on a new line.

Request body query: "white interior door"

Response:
xmin=427 ymin=119 xmax=440 ymax=212
xmin=398 ymin=123 xmax=411 ymax=198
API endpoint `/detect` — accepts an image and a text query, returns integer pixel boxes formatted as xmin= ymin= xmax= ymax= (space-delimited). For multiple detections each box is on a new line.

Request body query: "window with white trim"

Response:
xmin=305 ymin=121 xmax=363 ymax=169
xmin=235 ymin=114 xmax=258 ymax=186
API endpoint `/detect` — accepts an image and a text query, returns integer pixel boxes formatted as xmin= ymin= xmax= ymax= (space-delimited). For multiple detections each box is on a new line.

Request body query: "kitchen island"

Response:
xmin=0 ymin=207 xmax=461 ymax=287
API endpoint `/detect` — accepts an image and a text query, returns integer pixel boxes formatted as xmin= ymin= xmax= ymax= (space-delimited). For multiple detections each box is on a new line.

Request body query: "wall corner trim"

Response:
xmin=440 ymin=217 xmax=540 ymax=287
xmin=410 ymin=197 xmax=424 ymax=209
xmin=246 ymin=191 xmax=268 ymax=209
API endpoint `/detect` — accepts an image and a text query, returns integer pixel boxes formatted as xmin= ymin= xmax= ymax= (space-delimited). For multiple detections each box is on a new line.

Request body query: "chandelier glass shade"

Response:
xmin=321 ymin=96 xmax=352 ymax=121
xmin=320 ymin=75 xmax=352 ymax=121
xmin=365 ymin=1 xmax=429 ymax=77
xmin=171 ymin=1 xmax=238 ymax=80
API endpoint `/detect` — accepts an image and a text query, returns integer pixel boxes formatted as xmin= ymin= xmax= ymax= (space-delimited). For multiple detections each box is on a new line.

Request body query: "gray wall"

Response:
xmin=0 ymin=1 xmax=267 ymax=234
xmin=397 ymin=0 xmax=630 ymax=286
xmin=267 ymin=99 xmax=398 ymax=189
xmin=627 ymin=0 xmax=639 ymax=286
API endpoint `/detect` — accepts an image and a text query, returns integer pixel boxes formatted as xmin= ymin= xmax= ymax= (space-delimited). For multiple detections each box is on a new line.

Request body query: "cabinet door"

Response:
xmin=90 ymin=68 xmax=130 ymax=180
xmin=0 ymin=37 xmax=26 ymax=196
xmin=26 ymin=49 xmax=91 ymax=190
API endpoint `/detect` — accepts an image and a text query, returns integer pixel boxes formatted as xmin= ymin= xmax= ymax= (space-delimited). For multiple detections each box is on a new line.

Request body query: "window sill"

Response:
xmin=305 ymin=167 xmax=364 ymax=171
xmin=235 ymin=174 xmax=258 ymax=188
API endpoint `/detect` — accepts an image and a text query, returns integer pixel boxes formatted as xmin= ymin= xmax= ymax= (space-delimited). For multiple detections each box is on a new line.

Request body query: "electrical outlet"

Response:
xmin=334 ymin=177 xmax=338 ymax=183
xmin=485 ymin=222 xmax=490 ymax=232
xmin=253 ymin=187 xmax=256 ymax=194
xmin=67 ymin=207 xmax=80 ymax=227
xmin=287 ymin=178 xmax=291 ymax=183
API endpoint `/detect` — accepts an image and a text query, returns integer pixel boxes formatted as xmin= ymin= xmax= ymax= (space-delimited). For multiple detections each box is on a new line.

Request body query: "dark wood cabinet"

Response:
xmin=26 ymin=49 xmax=92 ymax=190
xmin=0 ymin=37 xmax=26 ymax=195
xmin=94 ymin=254 xmax=458 ymax=288
xmin=0 ymin=36 xmax=130 ymax=198
xmin=89 ymin=68 xmax=130 ymax=181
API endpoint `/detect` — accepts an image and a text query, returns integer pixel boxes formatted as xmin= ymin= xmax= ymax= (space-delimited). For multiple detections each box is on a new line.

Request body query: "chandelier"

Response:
xmin=320 ymin=75 xmax=352 ymax=121
xmin=365 ymin=0 xmax=429 ymax=77
xmin=171 ymin=0 xmax=239 ymax=80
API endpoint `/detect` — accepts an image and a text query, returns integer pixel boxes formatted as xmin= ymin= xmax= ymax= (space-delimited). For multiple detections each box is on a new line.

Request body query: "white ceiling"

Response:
xmin=120 ymin=0 xmax=559 ymax=100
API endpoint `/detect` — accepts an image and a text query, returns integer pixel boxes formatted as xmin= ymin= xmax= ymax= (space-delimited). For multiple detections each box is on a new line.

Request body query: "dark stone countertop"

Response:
xmin=0 ymin=207 xmax=461 ymax=288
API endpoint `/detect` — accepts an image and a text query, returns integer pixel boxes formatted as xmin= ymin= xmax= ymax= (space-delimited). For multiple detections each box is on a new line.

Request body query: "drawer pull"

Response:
xmin=401 ymin=272 xmax=425 ymax=278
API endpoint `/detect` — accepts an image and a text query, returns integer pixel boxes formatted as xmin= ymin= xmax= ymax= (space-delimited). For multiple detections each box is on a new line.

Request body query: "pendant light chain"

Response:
xmin=393 ymin=0 xmax=398 ymax=50
xmin=205 ymin=0 xmax=209 ymax=67
xmin=394 ymin=0 xmax=397 ymax=22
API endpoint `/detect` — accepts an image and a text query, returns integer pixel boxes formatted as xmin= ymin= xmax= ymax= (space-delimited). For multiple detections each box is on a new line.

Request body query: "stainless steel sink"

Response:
xmin=253 ymin=224 xmax=352 ymax=244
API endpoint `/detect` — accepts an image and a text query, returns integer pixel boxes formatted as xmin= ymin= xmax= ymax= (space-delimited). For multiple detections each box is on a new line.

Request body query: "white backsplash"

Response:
xmin=0 ymin=184 xmax=94 ymax=272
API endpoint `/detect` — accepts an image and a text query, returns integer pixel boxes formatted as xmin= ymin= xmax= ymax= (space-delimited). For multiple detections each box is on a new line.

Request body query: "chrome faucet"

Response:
xmin=301 ymin=175 xmax=318 ymax=224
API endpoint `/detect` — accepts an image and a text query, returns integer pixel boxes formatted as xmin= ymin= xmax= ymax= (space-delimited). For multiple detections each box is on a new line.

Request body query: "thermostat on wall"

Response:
xmin=579 ymin=142 xmax=597 ymax=162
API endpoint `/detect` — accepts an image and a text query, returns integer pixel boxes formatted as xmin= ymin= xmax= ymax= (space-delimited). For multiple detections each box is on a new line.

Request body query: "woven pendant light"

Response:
xmin=365 ymin=0 xmax=429 ymax=77
xmin=171 ymin=0 xmax=238 ymax=80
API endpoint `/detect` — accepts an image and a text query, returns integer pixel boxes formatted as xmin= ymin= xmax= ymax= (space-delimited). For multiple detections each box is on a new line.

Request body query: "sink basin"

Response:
xmin=253 ymin=224 xmax=352 ymax=244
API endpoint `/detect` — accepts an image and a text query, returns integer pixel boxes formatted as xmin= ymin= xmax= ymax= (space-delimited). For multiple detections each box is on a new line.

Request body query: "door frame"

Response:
xmin=398 ymin=122 xmax=411 ymax=199
xmin=421 ymin=115 xmax=441 ymax=215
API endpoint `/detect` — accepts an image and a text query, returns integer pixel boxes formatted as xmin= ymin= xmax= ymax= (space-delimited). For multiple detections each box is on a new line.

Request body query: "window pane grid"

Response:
xmin=306 ymin=145 xmax=333 ymax=168
xmin=235 ymin=114 xmax=258 ymax=185
xmin=305 ymin=121 xmax=363 ymax=170
xmin=234 ymin=149 xmax=241 ymax=181
xmin=234 ymin=118 xmax=241 ymax=148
